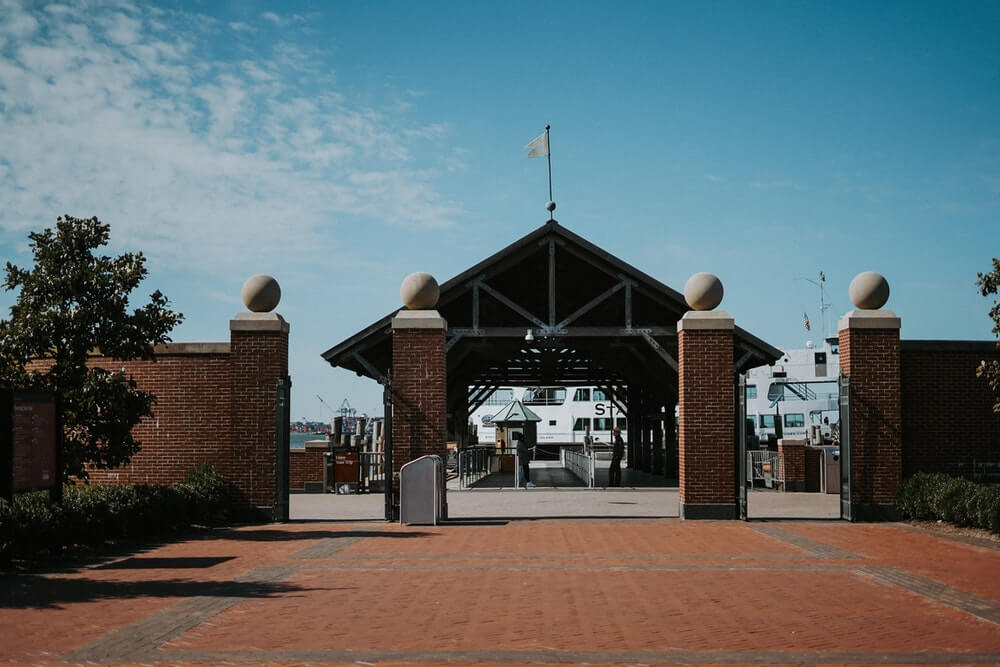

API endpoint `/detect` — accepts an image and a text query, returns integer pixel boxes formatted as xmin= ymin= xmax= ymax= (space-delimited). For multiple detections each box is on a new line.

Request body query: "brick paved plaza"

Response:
xmin=2 ymin=497 xmax=999 ymax=665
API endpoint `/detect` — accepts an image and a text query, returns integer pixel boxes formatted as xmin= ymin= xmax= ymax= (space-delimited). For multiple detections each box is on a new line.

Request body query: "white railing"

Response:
xmin=747 ymin=450 xmax=785 ymax=489
xmin=562 ymin=448 xmax=595 ymax=487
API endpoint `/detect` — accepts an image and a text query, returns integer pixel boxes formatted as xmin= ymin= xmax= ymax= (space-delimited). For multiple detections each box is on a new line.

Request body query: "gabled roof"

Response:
xmin=488 ymin=399 xmax=542 ymax=424
xmin=322 ymin=219 xmax=782 ymax=388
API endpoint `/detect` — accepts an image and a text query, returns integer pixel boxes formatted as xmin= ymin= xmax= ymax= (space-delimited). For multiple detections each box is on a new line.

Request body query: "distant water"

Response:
xmin=290 ymin=432 xmax=324 ymax=449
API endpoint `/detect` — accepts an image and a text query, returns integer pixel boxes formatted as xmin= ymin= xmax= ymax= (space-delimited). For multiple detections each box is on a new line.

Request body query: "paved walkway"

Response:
xmin=2 ymin=501 xmax=998 ymax=665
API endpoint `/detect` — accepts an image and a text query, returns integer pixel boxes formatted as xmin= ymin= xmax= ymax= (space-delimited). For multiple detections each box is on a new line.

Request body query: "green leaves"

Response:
xmin=0 ymin=215 xmax=183 ymax=480
xmin=975 ymin=258 xmax=1000 ymax=413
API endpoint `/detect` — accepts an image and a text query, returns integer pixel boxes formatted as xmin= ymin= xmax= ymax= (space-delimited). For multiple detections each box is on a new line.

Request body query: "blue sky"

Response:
xmin=1 ymin=0 xmax=998 ymax=419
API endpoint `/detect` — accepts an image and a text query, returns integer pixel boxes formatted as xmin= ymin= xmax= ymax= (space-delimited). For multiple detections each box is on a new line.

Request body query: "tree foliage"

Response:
xmin=0 ymin=216 xmax=183 ymax=479
xmin=976 ymin=257 xmax=1000 ymax=413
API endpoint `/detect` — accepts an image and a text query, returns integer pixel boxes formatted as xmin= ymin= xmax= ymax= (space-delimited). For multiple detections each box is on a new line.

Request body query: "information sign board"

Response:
xmin=2 ymin=390 xmax=60 ymax=499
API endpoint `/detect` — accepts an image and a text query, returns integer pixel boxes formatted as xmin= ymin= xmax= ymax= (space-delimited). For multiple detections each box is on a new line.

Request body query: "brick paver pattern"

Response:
xmin=2 ymin=519 xmax=999 ymax=665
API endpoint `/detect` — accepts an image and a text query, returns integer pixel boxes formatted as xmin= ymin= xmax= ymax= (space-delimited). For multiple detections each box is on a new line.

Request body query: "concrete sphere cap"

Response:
xmin=684 ymin=272 xmax=724 ymax=311
xmin=400 ymin=272 xmax=440 ymax=310
xmin=241 ymin=274 xmax=281 ymax=312
xmin=849 ymin=271 xmax=890 ymax=310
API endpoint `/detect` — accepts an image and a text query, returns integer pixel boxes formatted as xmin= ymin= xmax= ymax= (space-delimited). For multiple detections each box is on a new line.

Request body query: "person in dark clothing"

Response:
xmin=514 ymin=432 xmax=534 ymax=488
xmin=609 ymin=426 xmax=625 ymax=487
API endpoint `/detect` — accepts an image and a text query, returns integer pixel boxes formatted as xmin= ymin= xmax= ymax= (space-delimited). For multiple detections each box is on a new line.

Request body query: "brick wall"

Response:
xmin=678 ymin=326 xmax=734 ymax=513
xmin=230 ymin=326 xmax=288 ymax=507
xmin=290 ymin=442 xmax=327 ymax=491
xmin=26 ymin=318 xmax=288 ymax=510
xmin=779 ymin=439 xmax=805 ymax=491
xmin=839 ymin=326 xmax=901 ymax=507
xmin=901 ymin=340 xmax=1000 ymax=476
xmin=391 ymin=322 xmax=446 ymax=501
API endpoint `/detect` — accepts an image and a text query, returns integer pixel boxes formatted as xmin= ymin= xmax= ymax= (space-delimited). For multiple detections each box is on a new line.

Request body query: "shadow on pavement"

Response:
xmin=0 ymin=575 xmax=319 ymax=610
xmin=206 ymin=528 xmax=432 ymax=541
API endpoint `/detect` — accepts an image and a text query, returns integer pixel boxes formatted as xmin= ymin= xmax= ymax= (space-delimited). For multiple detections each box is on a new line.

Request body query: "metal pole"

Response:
xmin=382 ymin=377 xmax=394 ymax=521
xmin=545 ymin=125 xmax=552 ymax=205
xmin=274 ymin=376 xmax=291 ymax=523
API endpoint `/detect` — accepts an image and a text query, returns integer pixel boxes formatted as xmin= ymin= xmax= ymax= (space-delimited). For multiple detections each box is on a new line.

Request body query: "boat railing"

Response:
xmin=562 ymin=448 xmax=595 ymax=487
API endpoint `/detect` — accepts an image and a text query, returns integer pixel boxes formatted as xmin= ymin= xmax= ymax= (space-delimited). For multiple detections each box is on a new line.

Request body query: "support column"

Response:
xmin=391 ymin=309 xmax=447 ymax=516
xmin=678 ymin=310 xmax=736 ymax=519
xmin=230 ymin=312 xmax=289 ymax=510
xmin=839 ymin=309 xmax=902 ymax=520
xmin=778 ymin=439 xmax=805 ymax=492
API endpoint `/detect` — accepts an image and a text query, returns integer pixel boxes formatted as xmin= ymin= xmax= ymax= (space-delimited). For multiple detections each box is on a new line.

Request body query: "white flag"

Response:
xmin=525 ymin=132 xmax=549 ymax=158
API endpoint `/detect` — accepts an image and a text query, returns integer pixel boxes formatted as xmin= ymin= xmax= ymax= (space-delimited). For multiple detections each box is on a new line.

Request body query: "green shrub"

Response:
xmin=0 ymin=465 xmax=250 ymax=565
xmin=897 ymin=473 xmax=1000 ymax=533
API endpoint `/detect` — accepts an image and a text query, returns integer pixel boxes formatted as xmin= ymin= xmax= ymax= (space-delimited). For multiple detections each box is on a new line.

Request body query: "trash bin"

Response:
xmin=821 ymin=448 xmax=840 ymax=494
xmin=400 ymin=455 xmax=445 ymax=525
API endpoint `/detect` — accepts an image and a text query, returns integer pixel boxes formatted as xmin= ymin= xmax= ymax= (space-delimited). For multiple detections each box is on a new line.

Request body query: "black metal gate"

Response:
xmin=736 ymin=373 xmax=748 ymax=520
xmin=838 ymin=374 xmax=852 ymax=521
xmin=274 ymin=376 xmax=291 ymax=523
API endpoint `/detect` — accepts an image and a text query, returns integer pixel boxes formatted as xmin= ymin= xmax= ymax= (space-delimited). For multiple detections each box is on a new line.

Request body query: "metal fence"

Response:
xmin=458 ymin=447 xmax=496 ymax=489
xmin=747 ymin=450 xmax=785 ymax=489
xmin=359 ymin=450 xmax=385 ymax=493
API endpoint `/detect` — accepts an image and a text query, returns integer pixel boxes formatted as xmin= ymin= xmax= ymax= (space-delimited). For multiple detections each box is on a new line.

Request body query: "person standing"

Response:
xmin=515 ymin=432 xmax=534 ymax=488
xmin=609 ymin=426 xmax=625 ymax=487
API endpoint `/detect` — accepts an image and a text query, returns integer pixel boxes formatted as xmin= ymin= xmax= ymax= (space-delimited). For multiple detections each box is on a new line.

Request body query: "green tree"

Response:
xmin=0 ymin=216 xmax=183 ymax=480
xmin=976 ymin=258 xmax=1000 ymax=413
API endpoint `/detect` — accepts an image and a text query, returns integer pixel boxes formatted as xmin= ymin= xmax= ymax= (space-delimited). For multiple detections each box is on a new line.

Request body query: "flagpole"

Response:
xmin=546 ymin=125 xmax=552 ymax=203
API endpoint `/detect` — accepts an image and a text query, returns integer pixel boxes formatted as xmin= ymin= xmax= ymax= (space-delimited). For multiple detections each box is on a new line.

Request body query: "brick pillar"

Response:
xmin=678 ymin=311 xmax=735 ymax=519
xmin=230 ymin=312 xmax=289 ymax=510
xmin=838 ymin=309 xmax=902 ymax=521
xmin=778 ymin=439 xmax=805 ymax=492
xmin=391 ymin=310 xmax=447 ymax=513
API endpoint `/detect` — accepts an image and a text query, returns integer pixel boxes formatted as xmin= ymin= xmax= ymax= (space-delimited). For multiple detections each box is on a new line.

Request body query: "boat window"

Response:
xmin=593 ymin=389 xmax=607 ymax=401
xmin=482 ymin=389 xmax=514 ymax=406
xmin=594 ymin=417 xmax=612 ymax=431
xmin=766 ymin=383 xmax=784 ymax=401
xmin=548 ymin=419 xmax=557 ymax=426
xmin=573 ymin=388 xmax=591 ymax=401
xmin=746 ymin=385 xmax=757 ymax=399
xmin=784 ymin=413 xmax=805 ymax=428
xmin=572 ymin=418 xmax=590 ymax=431
xmin=523 ymin=387 xmax=566 ymax=406
xmin=760 ymin=415 xmax=776 ymax=429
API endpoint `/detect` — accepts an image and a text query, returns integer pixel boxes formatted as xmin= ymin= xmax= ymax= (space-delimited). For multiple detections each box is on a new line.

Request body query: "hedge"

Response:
xmin=897 ymin=472 xmax=1000 ymax=533
xmin=0 ymin=465 xmax=257 ymax=564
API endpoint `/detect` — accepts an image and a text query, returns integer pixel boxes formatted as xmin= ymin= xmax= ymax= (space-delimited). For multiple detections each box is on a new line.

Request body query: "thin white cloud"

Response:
xmin=0 ymin=0 xmax=462 ymax=274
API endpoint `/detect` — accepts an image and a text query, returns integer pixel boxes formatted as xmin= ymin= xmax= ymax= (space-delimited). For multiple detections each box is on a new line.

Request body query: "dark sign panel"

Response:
xmin=12 ymin=399 xmax=58 ymax=491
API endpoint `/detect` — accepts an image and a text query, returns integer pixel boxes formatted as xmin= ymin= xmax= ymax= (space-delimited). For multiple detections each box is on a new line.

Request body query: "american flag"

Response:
xmin=804 ymin=312 xmax=811 ymax=331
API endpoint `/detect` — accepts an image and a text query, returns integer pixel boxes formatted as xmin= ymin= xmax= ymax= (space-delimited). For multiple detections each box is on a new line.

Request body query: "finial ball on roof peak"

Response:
xmin=684 ymin=272 xmax=724 ymax=311
xmin=849 ymin=271 xmax=890 ymax=309
xmin=400 ymin=272 xmax=440 ymax=310
xmin=241 ymin=274 xmax=281 ymax=312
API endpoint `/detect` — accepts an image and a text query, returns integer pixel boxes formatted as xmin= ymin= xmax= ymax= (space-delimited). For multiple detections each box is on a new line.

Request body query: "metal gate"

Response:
xmin=274 ymin=376 xmax=292 ymax=523
xmin=736 ymin=373 xmax=748 ymax=520
xmin=838 ymin=374 xmax=852 ymax=521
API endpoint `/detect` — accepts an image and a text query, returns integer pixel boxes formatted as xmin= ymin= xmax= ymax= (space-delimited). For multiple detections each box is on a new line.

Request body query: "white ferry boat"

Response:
xmin=745 ymin=337 xmax=841 ymax=445
xmin=471 ymin=386 xmax=628 ymax=449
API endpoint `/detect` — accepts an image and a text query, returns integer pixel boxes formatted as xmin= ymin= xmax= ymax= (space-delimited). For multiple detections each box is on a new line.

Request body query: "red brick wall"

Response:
xmin=231 ymin=328 xmax=288 ymax=507
xmin=901 ymin=340 xmax=1000 ymax=476
xmin=391 ymin=326 xmax=446 ymax=499
xmin=678 ymin=329 xmax=734 ymax=506
xmin=290 ymin=445 xmax=327 ymax=491
xmin=778 ymin=439 xmax=805 ymax=490
xmin=839 ymin=327 xmax=901 ymax=505
xmin=25 ymin=323 xmax=288 ymax=510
